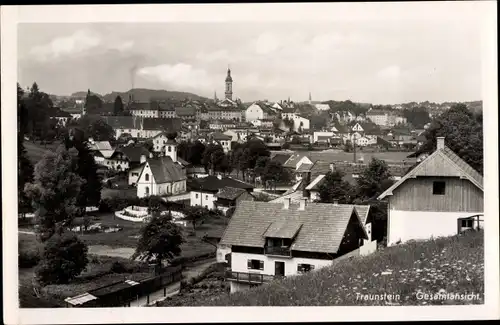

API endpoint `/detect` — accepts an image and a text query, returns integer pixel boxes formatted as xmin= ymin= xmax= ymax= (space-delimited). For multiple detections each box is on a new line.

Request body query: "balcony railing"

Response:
xmin=225 ymin=271 xmax=280 ymax=284
xmin=264 ymin=246 xmax=292 ymax=257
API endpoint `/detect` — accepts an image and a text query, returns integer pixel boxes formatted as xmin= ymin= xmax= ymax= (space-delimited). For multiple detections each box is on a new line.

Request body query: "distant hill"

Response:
xmin=101 ymin=88 xmax=209 ymax=103
xmin=70 ymin=91 xmax=103 ymax=99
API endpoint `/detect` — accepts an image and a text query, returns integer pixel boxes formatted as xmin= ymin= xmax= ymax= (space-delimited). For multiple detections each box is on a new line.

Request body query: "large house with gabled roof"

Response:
xmin=135 ymin=138 xmax=187 ymax=198
xmin=219 ymin=200 xmax=373 ymax=293
xmin=377 ymin=137 xmax=484 ymax=246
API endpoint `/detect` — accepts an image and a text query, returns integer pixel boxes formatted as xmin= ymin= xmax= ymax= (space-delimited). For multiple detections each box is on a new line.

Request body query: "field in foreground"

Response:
xmin=188 ymin=230 xmax=484 ymax=306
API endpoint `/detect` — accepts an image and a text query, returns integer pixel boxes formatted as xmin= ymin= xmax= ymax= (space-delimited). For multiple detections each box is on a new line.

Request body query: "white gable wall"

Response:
xmin=245 ymin=103 xmax=264 ymax=121
xmin=137 ymin=163 xmax=157 ymax=198
xmin=190 ymin=191 xmax=216 ymax=209
xmin=388 ymin=210 xmax=483 ymax=246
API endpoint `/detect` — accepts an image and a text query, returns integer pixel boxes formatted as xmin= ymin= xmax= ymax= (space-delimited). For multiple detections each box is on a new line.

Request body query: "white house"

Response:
xmin=190 ymin=175 xmax=254 ymax=210
xmin=219 ymin=200 xmax=372 ymax=293
xmin=378 ymin=137 xmax=484 ymax=246
xmin=211 ymin=132 xmax=233 ymax=153
xmin=313 ymin=131 xmax=334 ymax=143
xmin=351 ymin=123 xmax=364 ymax=133
xmin=245 ymin=102 xmax=277 ymax=122
xmin=355 ymin=135 xmax=377 ymax=147
xmin=136 ymin=139 xmax=187 ymax=198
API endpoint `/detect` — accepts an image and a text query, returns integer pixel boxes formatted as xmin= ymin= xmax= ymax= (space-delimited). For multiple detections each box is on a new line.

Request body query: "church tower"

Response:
xmin=163 ymin=137 xmax=178 ymax=163
xmin=225 ymin=67 xmax=233 ymax=100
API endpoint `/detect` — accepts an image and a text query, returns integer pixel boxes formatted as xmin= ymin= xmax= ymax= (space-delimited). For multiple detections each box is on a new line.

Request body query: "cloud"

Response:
xmin=136 ymin=63 xmax=213 ymax=90
xmin=377 ymin=65 xmax=401 ymax=79
xmin=254 ymin=32 xmax=281 ymax=55
xmin=196 ymin=49 xmax=230 ymax=62
xmin=30 ymin=29 xmax=101 ymax=61
xmin=110 ymin=40 xmax=135 ymax=52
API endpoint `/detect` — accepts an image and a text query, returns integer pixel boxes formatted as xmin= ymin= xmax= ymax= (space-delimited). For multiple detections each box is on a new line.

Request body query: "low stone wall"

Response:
xmin=115 ymin=211 xmax=148 ymax=223
xmin=124 ymin=206 xmax=149 ymax=218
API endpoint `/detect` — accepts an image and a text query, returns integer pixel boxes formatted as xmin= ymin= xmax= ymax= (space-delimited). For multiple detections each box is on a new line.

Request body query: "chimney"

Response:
xmin=140 ymin=154 xmax=147 ymax=164
xmin=329 ymin=163 xmax=334 ymax=172
xmin=436 ymin=137 xmax=445 ymax=150
xmin=299 ymin=198 xmax=307 ymax=211
xmin=283 ymin=198 xmax=291 ymax=210
xmin=302 ymin=172 xmax=311 ymax=198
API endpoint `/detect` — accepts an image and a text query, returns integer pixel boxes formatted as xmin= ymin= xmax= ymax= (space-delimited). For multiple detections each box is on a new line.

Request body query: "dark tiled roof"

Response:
xmin=271 ymin=153 xmax=293 ymax=165
xmin=215 ymin=186 xmax=247 ymax=200
xmin=211 ymin=132 xmax=232 ymax=140
xmin=354 ymin=205 xmax=371 ymax=225
xmin=146 ymin=156 xmax=186 ymax=183
xmin=103 ymin=116 xmax=143 ymax=130
xmin=296 ymin=163 xmax=313 ymax=173
xmin=175 ymin=106 xmax=196 ymax=116
xmin=117 ymin=145 xmax=151 ymax=163
xmin=129 ymin=102 xmax=153 ymax=111
xmin=190 ymin=176 xmax=254 ymax=192
xmin=263 ymin=220 xmax=302 ymax=239
xmin=143 ymin=118 xmax=183 ymax=131
xmin=220 ymin=201 xmax=369 ymax=253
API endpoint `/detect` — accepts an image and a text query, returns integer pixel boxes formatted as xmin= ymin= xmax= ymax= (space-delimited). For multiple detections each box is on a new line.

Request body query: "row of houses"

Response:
xmin=216 ymin=137 xmax=484 ymax=293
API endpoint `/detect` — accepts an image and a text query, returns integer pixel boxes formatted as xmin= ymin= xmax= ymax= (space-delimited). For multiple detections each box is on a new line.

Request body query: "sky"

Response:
xmin=18 ymin=18 xmax=483 ymax=104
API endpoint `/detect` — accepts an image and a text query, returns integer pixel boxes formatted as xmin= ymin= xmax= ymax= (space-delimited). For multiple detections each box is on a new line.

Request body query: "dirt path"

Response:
xmin=88 ymin=245 xmax=136 ymax=259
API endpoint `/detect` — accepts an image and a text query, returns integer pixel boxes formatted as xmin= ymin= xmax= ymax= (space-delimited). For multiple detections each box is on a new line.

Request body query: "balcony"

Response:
xmin=264 ymin=246 xmax=292 ymax=258
xmin=225 ymin=271 xmax=280 ymax=284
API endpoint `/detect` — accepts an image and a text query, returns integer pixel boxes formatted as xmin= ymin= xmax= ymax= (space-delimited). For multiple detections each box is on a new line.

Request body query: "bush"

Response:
xmin=19 ymin=248 xmax=41 ymax=268
xmin=35 ymin=233 xmax=89 ymax=285
xmin=110 ymin=261 xmax=128 ymax=273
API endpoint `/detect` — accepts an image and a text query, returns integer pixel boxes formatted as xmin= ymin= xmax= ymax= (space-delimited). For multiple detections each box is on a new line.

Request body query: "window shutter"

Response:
xmin=259 ymin=261 xmax=264 ymax=270
xmin=247 ymin=260 xmax=252 ymax=269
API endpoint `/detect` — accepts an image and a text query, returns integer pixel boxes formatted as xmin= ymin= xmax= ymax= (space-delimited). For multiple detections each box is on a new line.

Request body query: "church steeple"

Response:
xmin=309 ymin=91 xmax=312 ymax=104
xmin=225 ymin=66 xmax=233 ymax=100
xmin=214 ymin=90 xmax=218 ymax=101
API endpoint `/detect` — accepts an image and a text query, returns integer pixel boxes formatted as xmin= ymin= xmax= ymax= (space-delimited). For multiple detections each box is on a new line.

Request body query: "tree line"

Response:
xmin=175 ymin=137 xmax=292 ymax=187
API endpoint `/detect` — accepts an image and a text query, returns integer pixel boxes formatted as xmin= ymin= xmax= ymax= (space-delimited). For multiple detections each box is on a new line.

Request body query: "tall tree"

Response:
xmin=317 ymin=169 xmax=354 ymax=204
xmin=184 ymin=206 xmax=210 ymax=231
xmin=18 ymin=133 xmax=34 ymax=218
xmin=418 ymin=103 xmax=483 ymax=174
xmin=261 ymin=160 xmax=289 ymax=189
xmin=356 ymin=158 xmax=393 ymax=200
xmin=202 ymin=143 xmax=225 ymax=174
xmin=71 ymin=139 xmax=102 ymax=209
xmin=24 ymin=146 xmax=85 ymax=241
xmin=132 ymin=214 xmax=185 ymax=268
xmin=35 ymin=233 xmax=88 ymax=285
xmin=187 ymin=141 xmax=206 ymax=165
xmin=113 ymin=95 xmax=124 ymax=115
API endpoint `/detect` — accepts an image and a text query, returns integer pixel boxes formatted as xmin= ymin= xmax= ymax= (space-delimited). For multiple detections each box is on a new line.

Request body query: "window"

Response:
xmin=247 ymin=259 xmax=264 ymax=270
xmin=196 ymin=193 xmax=199 ymax=199
xmin=145 ymin=173 xmax=149 ymax=181
xmin=461 ymin=219 xmax=474 ymax=228
xmin=145 ymin=186 xmax=149 ymax=195
xmin=168 ymin=146 xmax=172 ymax=152
xmin=433 ymin=181 xmax=446 ymax=195
xmin=132 ymin=172 xmax=138 ymax=177
xmin=205 ymin=195 xmax=208 ymax=200
xmin=297 ymin=264 xmax=315 ymax=274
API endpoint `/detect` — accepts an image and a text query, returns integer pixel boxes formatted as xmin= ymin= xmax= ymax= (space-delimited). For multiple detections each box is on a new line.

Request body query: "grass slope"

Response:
xmin=193 ymin=231 xmax=484 ymax=306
